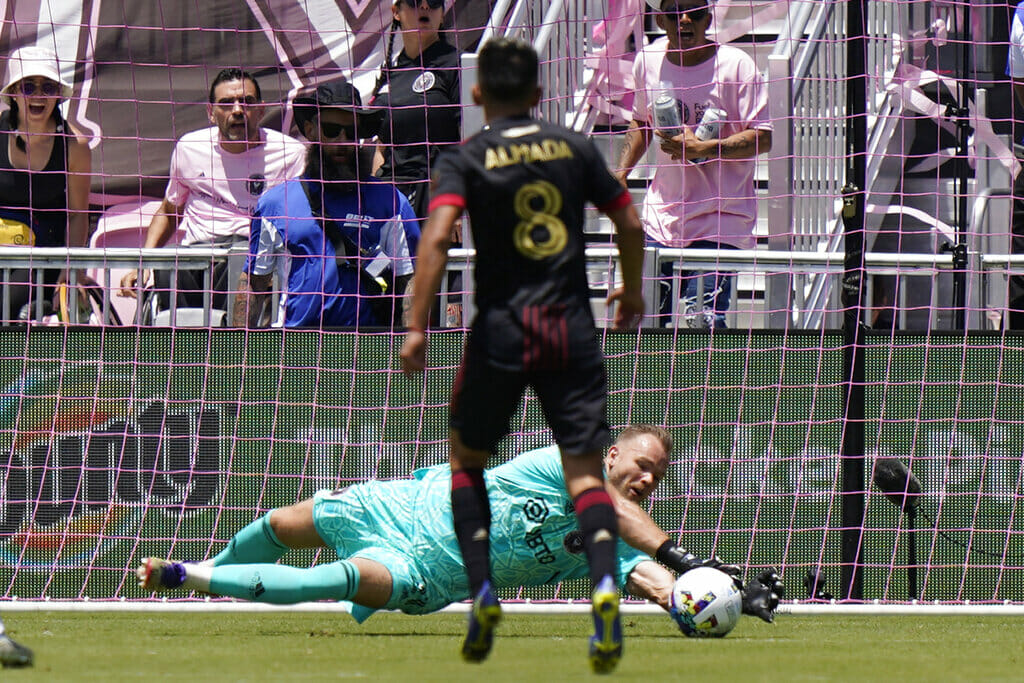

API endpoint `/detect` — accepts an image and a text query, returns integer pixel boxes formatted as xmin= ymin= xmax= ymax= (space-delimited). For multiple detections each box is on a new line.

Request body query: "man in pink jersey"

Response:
xmin=616 ymin=0 xmax=772 ymax=328
xmin=119 ymin=68 xmax=306 ymax=316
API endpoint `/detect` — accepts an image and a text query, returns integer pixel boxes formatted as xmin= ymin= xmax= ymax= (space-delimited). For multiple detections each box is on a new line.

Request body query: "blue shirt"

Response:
xmin=247 ymin=177 xmax=420 ymax=327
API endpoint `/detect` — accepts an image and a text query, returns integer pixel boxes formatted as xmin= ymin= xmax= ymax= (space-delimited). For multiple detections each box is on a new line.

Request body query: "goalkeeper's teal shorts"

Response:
xmin=312 ymin=484 xmax=461 ymax=617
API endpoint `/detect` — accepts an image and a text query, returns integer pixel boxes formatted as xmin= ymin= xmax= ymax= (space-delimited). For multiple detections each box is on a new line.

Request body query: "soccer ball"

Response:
xmin=669 ymin=567 xmax=743 ymax=638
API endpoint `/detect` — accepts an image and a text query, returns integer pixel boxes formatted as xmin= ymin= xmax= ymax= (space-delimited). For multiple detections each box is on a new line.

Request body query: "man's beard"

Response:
xmin=305 ymin=143 xmax=360 ymax=191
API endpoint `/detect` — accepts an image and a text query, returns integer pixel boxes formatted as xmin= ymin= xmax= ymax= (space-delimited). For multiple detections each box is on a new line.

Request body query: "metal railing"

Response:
xmin=10 ymin=246 xmax=1018 ymax=330
xmin=0 ymin=246 xmax=233 ymax=326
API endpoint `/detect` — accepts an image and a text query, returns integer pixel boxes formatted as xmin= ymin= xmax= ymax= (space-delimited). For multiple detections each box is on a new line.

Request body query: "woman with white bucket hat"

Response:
xmin=0 ymin=45 xmax=92 ymax=321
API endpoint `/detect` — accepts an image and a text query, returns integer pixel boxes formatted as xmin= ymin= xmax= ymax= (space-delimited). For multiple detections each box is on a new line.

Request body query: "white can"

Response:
xmin=653 ymin=93 xmax=681 ymax=138
xmin=692 ymin=107 xmax=726 ymax=163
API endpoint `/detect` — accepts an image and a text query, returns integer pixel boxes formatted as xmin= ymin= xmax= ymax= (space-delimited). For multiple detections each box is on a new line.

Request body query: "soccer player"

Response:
xmin=0 ymin=615 xmax=33 ymax=668
xmin=399 ymin=37 xmax=646 ymax=672
xmin=136 ymin=426 xmax=783 ymax=637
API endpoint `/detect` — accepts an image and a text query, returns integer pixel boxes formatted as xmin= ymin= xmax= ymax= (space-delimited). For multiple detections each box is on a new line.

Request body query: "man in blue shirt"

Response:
xmin=234 ymin=81 xmax=419 ymax=329
xmin=136 ymin=425 xmax=782 ymax=629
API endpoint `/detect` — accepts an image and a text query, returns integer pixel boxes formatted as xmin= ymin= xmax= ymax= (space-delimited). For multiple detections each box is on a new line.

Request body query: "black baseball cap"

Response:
xmin=293 ymin=81 xmax=382 ymax=138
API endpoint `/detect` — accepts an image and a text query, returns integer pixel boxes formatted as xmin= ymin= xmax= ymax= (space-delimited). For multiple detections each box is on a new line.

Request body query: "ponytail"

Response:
xmin=371 ymin=18 xmax=400 ymax=102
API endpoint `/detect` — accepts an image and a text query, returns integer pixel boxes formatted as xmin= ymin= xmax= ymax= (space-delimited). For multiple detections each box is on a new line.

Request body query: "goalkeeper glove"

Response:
xmin=741 ymin=569 xmax=785 ymax=623
xmin=655 ymin=541 xmax=742 ymax=583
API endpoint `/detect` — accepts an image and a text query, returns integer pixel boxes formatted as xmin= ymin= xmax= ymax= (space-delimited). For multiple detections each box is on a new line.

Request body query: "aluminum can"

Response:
xmin=692 ymin=107 xmax=726 ymax=163
xmin=653 ymin=93 xmax=681 ymax=137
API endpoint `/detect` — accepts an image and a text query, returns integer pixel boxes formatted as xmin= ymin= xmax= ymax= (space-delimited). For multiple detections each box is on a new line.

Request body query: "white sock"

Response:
xmin=181 ymin=563 xmax=213 ymax=593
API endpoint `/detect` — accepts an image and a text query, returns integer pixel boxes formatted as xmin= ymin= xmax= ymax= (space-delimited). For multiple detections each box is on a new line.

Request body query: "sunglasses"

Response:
xmin=17 ymin=79 xmax=61 ymax=97
xmin=663 ymin=5 xmax=711 ymax=22
xmin=402 ymin=0 xmax=445 ymax=9
xmin=320 ymin=120 xmax=357 ymax=140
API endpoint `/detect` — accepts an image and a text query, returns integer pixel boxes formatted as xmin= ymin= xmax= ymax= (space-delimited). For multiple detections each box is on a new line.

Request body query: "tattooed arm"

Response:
xmin=233 ymin=272 xmax=273 ymax=328
xmin=615 ymin=120 xmax=652 ymax=187
xmin=679 ymin=127 xmax=772 ymax=162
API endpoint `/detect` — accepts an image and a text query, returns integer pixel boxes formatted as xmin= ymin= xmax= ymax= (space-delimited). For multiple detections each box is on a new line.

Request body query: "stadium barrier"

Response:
xmin=2 ymin=244 xmax=1011 ymax=330
xmin=1 ymin=327 xmax=1024 ymax=608
xmin=0 ymin=246 xmax=234 ymax=326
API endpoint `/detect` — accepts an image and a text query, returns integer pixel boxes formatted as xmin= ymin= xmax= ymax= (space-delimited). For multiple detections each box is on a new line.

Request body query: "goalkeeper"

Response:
xmin=136 ymin=424 xmax=782 ymax=624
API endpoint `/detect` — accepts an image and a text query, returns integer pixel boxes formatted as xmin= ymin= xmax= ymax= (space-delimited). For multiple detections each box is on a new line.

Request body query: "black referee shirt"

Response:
xmin=375 ymin=40 xmax=461 ymax=185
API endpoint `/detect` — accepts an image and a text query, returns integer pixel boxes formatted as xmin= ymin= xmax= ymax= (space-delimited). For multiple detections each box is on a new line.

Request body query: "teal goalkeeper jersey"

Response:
xmin=320 ymin=445 xmax=648 ymax=620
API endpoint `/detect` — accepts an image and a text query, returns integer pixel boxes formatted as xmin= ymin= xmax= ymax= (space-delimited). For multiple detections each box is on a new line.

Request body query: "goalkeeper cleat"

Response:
xmin=0 ymin=633 xmax=33 ymax=668
xmin=589 ymin=574 xmax=622 ymax=674
xmin=461 ymin=581 xmax=502 ymax=663
xmin=136 ymin=557 xmax=187 ymax=592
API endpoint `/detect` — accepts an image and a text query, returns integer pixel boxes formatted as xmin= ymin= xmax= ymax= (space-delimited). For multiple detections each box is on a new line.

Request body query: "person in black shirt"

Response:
xmin=371 ymin=0 xmax=461 ymax=219
xmin=400 ymin=38 xmax=645 ymax=673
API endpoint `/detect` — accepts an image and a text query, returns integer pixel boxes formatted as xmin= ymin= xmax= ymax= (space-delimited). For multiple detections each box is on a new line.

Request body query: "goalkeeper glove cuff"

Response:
xmin=655 ymin=541 xmax=704 ymax=575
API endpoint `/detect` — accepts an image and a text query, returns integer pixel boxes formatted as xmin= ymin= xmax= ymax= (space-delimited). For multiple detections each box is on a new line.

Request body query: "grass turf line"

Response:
xmin=1 ymin=612 xmax=1021 ymax=681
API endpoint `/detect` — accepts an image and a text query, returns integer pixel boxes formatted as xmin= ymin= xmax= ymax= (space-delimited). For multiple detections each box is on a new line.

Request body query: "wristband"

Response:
xmin=655 ymin=541 xmax=701 ymax=575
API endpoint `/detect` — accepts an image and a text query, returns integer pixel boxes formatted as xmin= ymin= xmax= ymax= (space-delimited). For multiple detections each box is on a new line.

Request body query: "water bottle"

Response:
xmin=652 ymin=84 xmax=681 ymax=138
xmin=692 ymin=107 xmax=726 ymax=163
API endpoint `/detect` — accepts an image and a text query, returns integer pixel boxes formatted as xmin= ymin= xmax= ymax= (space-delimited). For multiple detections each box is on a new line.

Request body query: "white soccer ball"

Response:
xmin=669 ymin=566 xmax=743 ymax=638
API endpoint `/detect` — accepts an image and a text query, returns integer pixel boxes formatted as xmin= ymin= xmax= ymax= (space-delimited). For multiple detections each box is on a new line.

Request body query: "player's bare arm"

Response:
xmin=400 ymin=203 xmax=459 ymax=376
xmin=624 ymin=559 xmax=673 ymax=610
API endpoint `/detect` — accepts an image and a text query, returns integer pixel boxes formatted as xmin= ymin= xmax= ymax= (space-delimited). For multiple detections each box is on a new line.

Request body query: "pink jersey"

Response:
xmin=632 ymin=39 xmax=771 ymax=249
xmin=165 ymin=127 xmax=306 ymax=245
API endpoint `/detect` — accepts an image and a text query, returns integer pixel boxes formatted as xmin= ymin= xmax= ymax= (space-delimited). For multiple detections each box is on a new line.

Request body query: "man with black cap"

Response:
xmin=234 ymin=81 xmax=420 ymax=329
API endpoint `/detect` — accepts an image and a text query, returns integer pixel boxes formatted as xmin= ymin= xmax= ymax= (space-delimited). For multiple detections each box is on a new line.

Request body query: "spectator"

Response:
xmin=118 ymin=68 xmax=306 ymax=315
xmin=616 ymin=0 xmax=772 ymax=328
xmin=1008 ymin=0 xmax=1024 ymax=329
xmin=0 ymin=46 xmax=91 ymax=321
xmin=234 ymin=81 xmax=420 ymax=329
xmin=372 ymin=0 xmax=463 ymax=327
xmin=370 ymin=0 xmax=461 ymax=219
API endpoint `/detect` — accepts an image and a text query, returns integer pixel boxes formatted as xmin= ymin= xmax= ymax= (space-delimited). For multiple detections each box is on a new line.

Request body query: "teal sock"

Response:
xmin=210 ymin=513 xmax=289 ymax=566
xmin=208 ymin=561 xmax=361 ymax=605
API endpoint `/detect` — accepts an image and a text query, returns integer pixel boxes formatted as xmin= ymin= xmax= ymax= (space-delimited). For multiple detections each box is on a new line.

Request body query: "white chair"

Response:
xmin=87 ymin=200 xmax=169 ymax=325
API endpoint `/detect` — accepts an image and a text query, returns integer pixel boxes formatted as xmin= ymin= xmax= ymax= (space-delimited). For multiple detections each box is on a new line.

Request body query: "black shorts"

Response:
xmin=449 ymin=339 xmax=610 ymax=455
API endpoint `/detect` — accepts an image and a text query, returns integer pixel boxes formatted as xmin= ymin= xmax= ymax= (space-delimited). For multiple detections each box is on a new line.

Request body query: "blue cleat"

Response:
xmin=135 ymin=557 xmax=187 ymax=592
xmin=589 ymin=575 xmax=622 ymax=674
xmin=462 ymin=581 xmax=502 ymax=663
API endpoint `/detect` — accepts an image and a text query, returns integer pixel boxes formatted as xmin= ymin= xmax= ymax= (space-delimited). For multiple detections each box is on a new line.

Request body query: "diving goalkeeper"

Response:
xmin=136 ymin=425 xmax=782 ymax=625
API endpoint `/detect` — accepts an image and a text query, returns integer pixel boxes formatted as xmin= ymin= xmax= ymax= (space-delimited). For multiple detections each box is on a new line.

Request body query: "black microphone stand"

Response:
xmin=905 ymin=504 xmax=918 ymax=601
xmin=873 ymin=457 xmax=921 ymax=600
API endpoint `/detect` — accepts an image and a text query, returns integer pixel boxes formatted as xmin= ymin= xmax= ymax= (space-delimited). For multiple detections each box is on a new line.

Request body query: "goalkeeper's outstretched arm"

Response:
xmin=611 ymin=487 xmax=783 ymax=623
xmin=625 ymin=560 xmax=674 ymax=611
xmin=610 ymin=484 xmax=739 ymax=577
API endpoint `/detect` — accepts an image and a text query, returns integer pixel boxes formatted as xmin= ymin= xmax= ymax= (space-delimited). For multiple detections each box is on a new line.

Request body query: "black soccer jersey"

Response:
xmin=431 ymin=114 xmax=629 ymax=312
xmin=430 ymin=114 xmax=630 ymax=370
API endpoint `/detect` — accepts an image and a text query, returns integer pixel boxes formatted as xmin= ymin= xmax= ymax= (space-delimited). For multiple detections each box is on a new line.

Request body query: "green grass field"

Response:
xmin=2 ymin=611 xmax=1022 ymax=681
